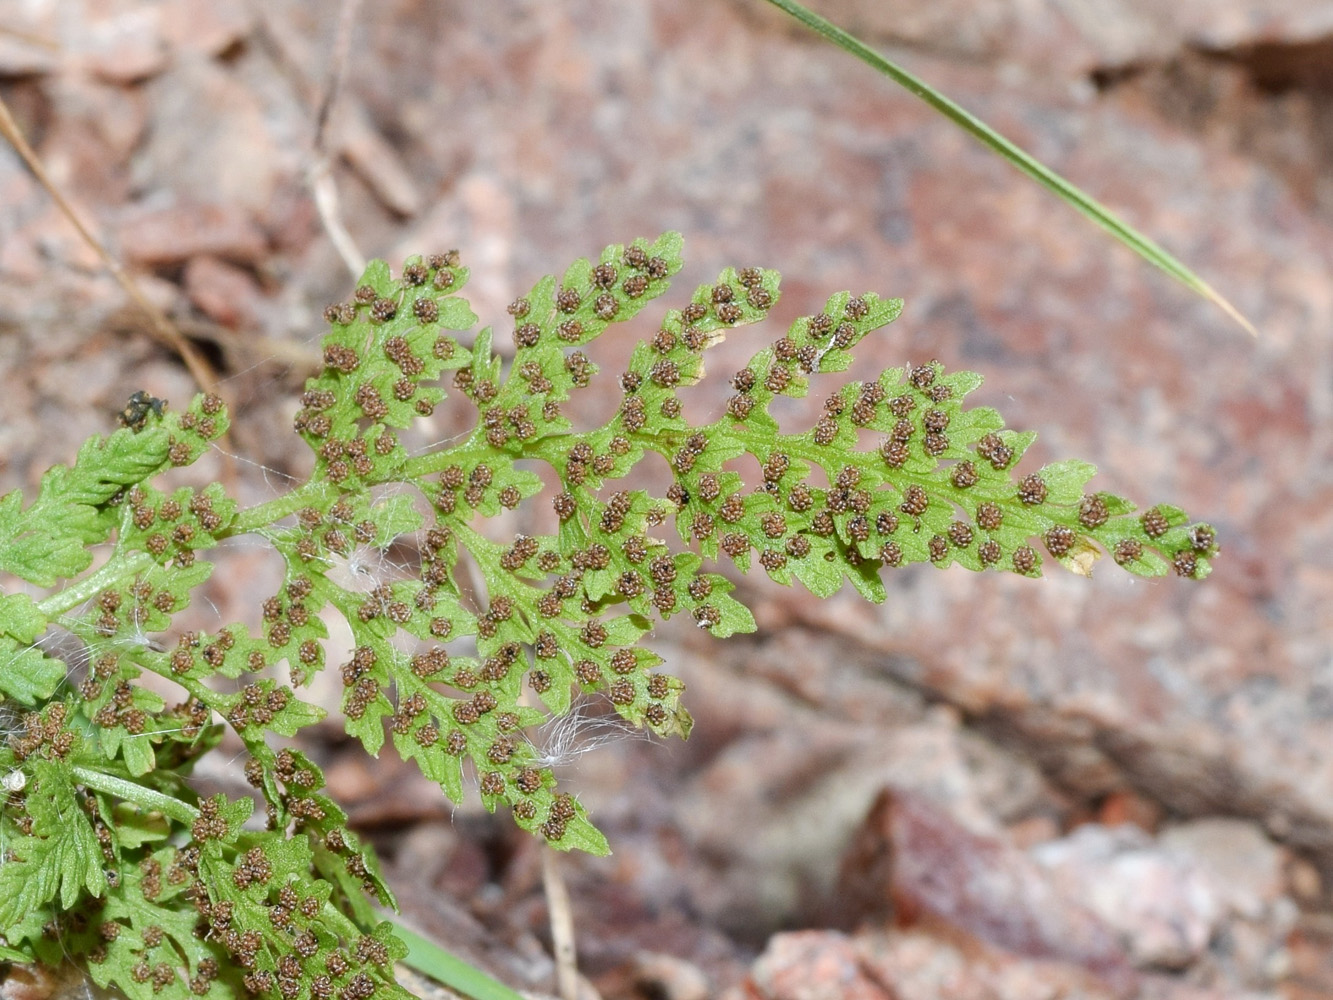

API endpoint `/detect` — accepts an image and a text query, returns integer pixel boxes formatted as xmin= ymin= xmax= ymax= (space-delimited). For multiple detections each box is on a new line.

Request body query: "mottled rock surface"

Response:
xmin=2 ymin=0 xmax=1332 ymax=998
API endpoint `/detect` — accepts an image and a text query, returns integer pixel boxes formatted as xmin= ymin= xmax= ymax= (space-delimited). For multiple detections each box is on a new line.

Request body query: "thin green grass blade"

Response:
xmin=761 ymin=0 xmax=1256 ymax=335
xmin=393 ymin=923 xmax=527 ymax=1000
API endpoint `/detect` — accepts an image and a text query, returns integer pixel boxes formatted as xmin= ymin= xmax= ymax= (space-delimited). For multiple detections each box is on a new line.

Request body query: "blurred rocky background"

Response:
xmin=3 ymin=0 xmax=1333 ymax=997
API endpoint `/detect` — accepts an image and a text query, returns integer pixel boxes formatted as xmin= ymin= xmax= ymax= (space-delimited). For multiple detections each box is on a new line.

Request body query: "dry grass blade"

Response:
xmin=0 ymin=26 xmax=59 ymax=50
xmin=0 ymin=95 xmax=220 ymax=392
xmin=310 ymin=0 xmax=367 ymax=278
xmin=0 ymin=96 xmax=220 ymax=390
xmin=247 ymin=0 xmax=374 ymax=278
xmin=315 ymin=0 xmax=363 ymax=156
xmin=542 ymin=847 xmax=580 ymax=1000
xmin=308 ymin=157 xmax=366 ymax=278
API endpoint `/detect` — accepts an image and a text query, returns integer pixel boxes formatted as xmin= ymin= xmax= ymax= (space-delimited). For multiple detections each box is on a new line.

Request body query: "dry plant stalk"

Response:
xmin=0 ymin=95 xmax=218 ymax=395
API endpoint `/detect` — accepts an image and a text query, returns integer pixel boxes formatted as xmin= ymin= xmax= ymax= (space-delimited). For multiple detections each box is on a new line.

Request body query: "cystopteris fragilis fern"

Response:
xmin=0 ymin=233 xmax=1216 ymax=1000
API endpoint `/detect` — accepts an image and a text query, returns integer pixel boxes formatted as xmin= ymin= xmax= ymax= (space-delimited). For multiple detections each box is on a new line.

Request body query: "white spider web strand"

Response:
xmin=526 ymin=697 xmax=654 ymax=771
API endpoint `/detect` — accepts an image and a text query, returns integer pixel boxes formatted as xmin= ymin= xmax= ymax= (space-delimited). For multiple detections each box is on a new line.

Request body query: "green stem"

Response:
xmin=759 ymin=0 xmax=1255 ymax=335
xmin=397 ymin=436 xmax=485 ymax=482
xmin=37 ymin=551 xmax=154 ymax=618
xmin=320 ymin=901 xmax=365 ymax=941
xmin=225 ymin=479 xmax=329 ymax=535
xmin=72 ymin=765 xmax=199 ymax=826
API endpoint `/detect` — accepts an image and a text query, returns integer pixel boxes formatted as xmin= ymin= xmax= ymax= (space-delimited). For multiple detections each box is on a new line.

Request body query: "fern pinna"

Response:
xmin=0 ymin=233 xmax=1216 ymax=1000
